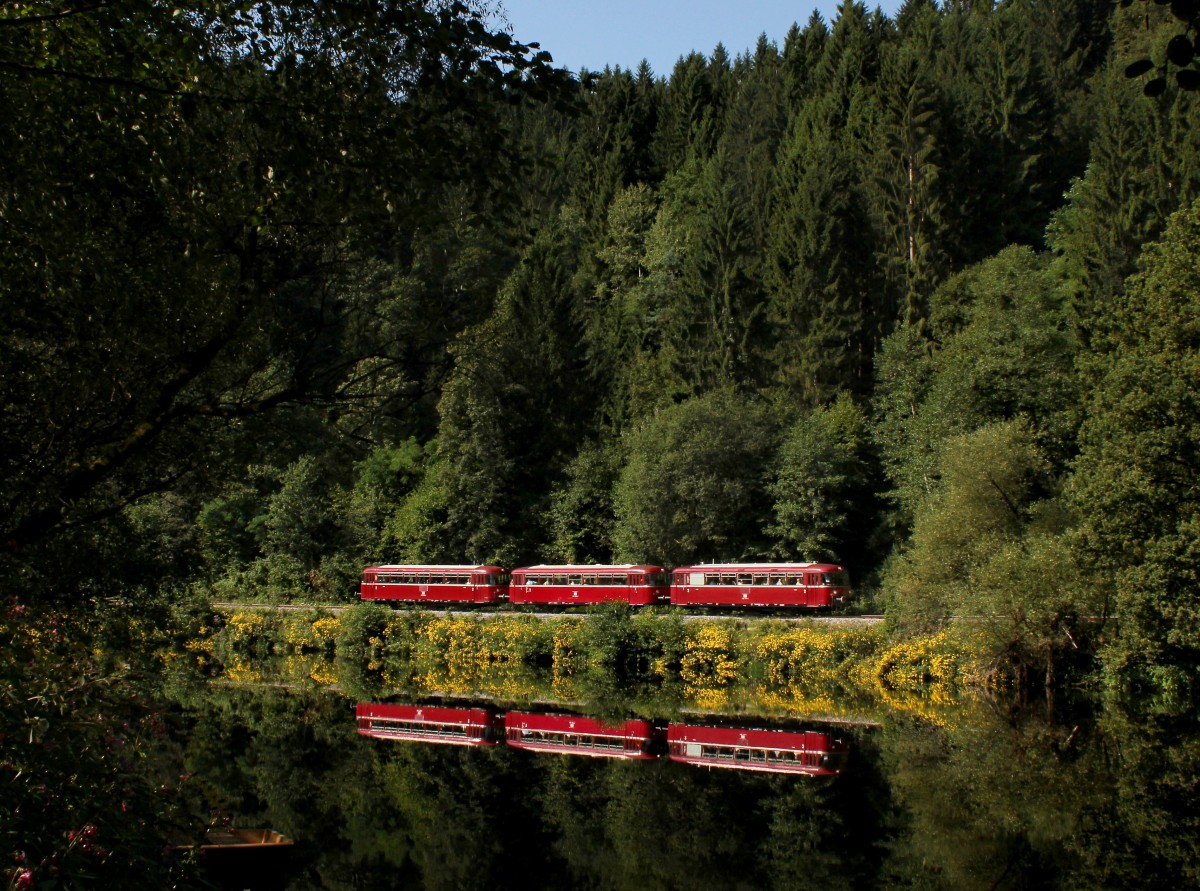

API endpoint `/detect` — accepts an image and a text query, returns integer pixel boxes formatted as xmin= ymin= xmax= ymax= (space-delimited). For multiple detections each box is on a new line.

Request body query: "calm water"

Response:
xmin=169 ymin=679 xmax=1200 ymax=891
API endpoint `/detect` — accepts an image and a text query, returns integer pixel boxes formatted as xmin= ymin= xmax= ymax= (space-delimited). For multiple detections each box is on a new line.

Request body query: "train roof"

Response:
xmin=364 ymin=564 xmax=505 ymax=572
xmin=672 ymin=562 xmax=844 ymax=571
xmin=513 ymin=563 xmax=665 ymax=572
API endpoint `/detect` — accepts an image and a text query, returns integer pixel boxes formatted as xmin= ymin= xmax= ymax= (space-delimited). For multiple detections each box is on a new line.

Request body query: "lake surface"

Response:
xmin=170 ymin=680 xmax=1200 ymax=890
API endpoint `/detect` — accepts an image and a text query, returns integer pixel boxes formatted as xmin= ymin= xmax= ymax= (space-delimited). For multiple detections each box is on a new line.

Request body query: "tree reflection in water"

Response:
xmin=173 ymin=685 xmax=1200 ymax=890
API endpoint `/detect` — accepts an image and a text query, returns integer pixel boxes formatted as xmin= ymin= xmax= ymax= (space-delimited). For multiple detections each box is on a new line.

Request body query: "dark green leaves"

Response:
xmin=1125 ymin=58 xmax=1156 ymax=77
xmin=1167 ymin=33 xmax=1197 ymax=65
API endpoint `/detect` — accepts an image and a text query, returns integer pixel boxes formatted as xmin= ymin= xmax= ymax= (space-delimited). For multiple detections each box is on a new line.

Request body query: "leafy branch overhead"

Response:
xmin=1123 ymin=0 xmax=1200 ymax=93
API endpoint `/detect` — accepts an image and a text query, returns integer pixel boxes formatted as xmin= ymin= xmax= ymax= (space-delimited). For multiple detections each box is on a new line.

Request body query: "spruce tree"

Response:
xmin=766 ymin=97 xmax=873 ymax=405
xmin=865 ymin=6 xmax=949 ymax=332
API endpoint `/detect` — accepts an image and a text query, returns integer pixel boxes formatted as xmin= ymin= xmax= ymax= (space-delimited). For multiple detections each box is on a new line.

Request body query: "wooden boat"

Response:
xmin=174 ymin=829 xmax=294 ymax=889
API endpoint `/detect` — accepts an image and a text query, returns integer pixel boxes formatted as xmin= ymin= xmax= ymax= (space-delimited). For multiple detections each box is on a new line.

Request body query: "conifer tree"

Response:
xmin=654 ymin=52 xmax=723 ymax=170
xmin=1047 ymin=28 xmax=1200 ymax=342
xmin=865 ymin=6 xmax=949 ymax=330
xmin=766 ymin=98 xmax=873 ymax=405
xmin=419 ymin=211 xmax=594 ymax=565
xmin=814 ymin=0 xmax=881 ymax=123
xmin=720 ymin=35 xmax=788 ymax=277
xmin=938 ymin=2 xmax=1052 ymax=255
xmin=658 ymin=148 xmax=766 ymax=395
xmin=782 ymin=12 xmax=831 ymax=110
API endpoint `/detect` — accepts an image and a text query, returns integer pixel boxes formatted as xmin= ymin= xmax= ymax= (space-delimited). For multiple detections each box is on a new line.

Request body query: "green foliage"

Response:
xmin=864 ymin=13 xmax=949 ymax=328
xmin=873 ymin=246 xmax=1079 ymax=528
xmin=8 ymin=0 xmax=1197 ymax=699
xmin=769 ymin=393 xmax=879 ymax=566
xmin=613 ymin=391 xmax=778 ymax=565
xmin=0 ymin=0 xmax=570 ymax=575
xmin=1071 ymin=197 xmax=1200 ymax=693
xmin=766 ymin=96 xmax=874 ymax=404
xmin=1 ymin=600 xmax=208 ymax=888
xmin=884 ymin=420 xmax=1097 ymax=684
xmin=546 ymin=440 xmax=622 ymax=563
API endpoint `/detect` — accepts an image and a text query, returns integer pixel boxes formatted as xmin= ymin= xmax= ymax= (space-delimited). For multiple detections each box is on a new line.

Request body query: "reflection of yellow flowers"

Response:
xmin=223 ymin=656 xmax=261 ymax=683
xmin=196 ymin=603 xmax=989 ymax=728
xmin=551 ymin=620 xmax=582 ymax=684
xmin=689 ymin=687 xmax=728 ymax=710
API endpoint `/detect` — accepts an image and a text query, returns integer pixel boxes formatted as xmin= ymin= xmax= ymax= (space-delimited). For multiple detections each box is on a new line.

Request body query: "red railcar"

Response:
xmin=360 ymin=564 xmax=508 ymax=605
xmin=667 ymin=722 xmax=849 ymax=775
xmin=355 ymin=703 xmax=504 ymax=746
xmin=670 ymin=562 xmax=851 ymax=608
xmin=508 ymin=564 xmax=669 ymax=606
xmin=504 ymin=711 xmax=666 ymax=759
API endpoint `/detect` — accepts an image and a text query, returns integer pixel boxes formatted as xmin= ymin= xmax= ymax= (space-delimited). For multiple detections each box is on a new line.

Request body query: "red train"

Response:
xmin=356 ymin=704 xmax=849 ymax=776
xmin=355 ymin=702 xmax=504 ymax=746
xmin=360 ymin=561 xmax=850 ymax=609
xmin=667 ymin=722 xmax=849 ymax=775
xmin=359 ymin=565 xmax=508 ymax=605
xmin=505 ymin=712 xmax=665 ymax=760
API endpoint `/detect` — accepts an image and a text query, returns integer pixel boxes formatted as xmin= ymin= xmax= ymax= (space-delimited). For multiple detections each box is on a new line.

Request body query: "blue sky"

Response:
xmin=496 ymin=1 xmax=901 ymax=78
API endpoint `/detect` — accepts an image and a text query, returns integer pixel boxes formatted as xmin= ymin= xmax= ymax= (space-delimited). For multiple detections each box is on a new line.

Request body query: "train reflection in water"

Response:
xmin=355 ymin=703 xmax=850 ymax=776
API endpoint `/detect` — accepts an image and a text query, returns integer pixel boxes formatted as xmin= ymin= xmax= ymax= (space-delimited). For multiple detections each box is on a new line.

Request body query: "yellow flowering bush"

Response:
xmin=873 ymin=630 xmax=967 ymax=690
xmin=751 ymin=622 xmax=884 ymax=690
xmin=277 ymin=612 xmax=343 ymax=654
xmin=680 ymin=623 xmax=740 ymax=703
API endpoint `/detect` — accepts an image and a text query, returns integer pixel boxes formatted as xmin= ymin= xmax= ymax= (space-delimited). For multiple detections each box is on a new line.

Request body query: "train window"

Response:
xmin=720 ymin=573 xmax=735 ymax=585
xmin=583 ymin=575 xmax=597 ymax=585
xmin=784 ymin=575 xmax=798 ymax=585
xmin=769 ymin=574 xmax=784 ymax=585
xmin=691 ymin=572 xmax=706 ymax=586
xmin=613 ymin=574 xmax=628 ymax=585
xmin=824 ymin=571 xmax=849 ymax=586
xmin=805 ymin=573 xmax=819 ymax=585
xmin=568 ymin=574 xmax=582 ymax=585
xmin=738 ymin=573 xmax=753 ymax=585
xmin=753 ymin=574 xmax=768 ymax=585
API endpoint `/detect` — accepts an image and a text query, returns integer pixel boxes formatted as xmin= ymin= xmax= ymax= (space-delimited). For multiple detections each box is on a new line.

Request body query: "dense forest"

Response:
xmin=3 ymin=0 xmax=1200 ymax=693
